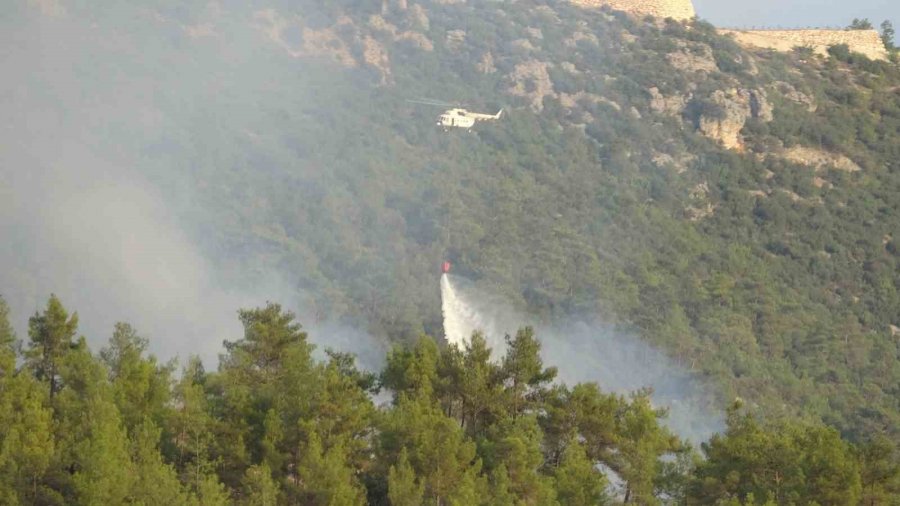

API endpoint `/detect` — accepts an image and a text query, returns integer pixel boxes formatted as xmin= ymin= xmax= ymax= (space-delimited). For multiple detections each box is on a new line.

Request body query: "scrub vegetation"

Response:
xmin=4 ymin=0 xmax=900 ymax=502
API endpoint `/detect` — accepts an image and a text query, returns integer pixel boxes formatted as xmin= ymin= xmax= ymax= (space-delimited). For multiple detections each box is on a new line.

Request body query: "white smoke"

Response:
xmin=0 ymin=5 xmax=384 ymax=370
xmin=0 ymin=144 xmax=385 ymax=369
xmin=440 ymin=274 xmax=724 ymax=444
xmin=0 ymin=144 xmax=293 ymax=365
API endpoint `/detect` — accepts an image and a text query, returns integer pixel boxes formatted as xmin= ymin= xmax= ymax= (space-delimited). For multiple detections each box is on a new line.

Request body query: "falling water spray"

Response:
xmin=439 ymin=273 xmax=724 ymax=444
xmin=440 ymin=274 xmax=470 ymax=348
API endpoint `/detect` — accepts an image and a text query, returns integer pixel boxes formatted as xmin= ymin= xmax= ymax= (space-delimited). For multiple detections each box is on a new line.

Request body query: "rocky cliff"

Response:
xmin=569 ymin=0 xmax=695 ymax=21
xmin=719 ymin=29 xmax=889 ymax=60
xmin=567 ymin=1 xmax=888 ymax=60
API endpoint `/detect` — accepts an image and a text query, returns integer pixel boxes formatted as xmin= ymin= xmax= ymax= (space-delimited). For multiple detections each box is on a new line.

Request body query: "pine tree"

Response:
xmin=849 ymin=18 xmax=874 ymax=30
xmin=388 ymin=448 xmax=424 ymax=506
xmin=554 ymin=442 xmax=609 ymax=506
xmin=305 ymin=359 xmax=377 ymax=472
xmin=689 ymin=405 xmax=862 ymax=505
xmin=0 ymin=296 xmax=16 ymax=360
xmin=70 ymin=397 xmax=135 ymax=505
xmin=859 ymin=436 xmax=900 ymax=505
xmin=295 ymin=432 xmax=366 ymax=506
xmin=614 ymin=391 xmax=682 ymax=506
xmin=240 ymin=463 xmax=281 ymax=506
xmin=482 ymin=415 xmax=557 ymax=505
xmin=26 ymin=295 xmax=78 ymax=397
xmin=55 ymin=343 xmax=136 ymax=505
xmin=488 ymin=464 xmax=517 ymax=506
xmin=500 ymin=328 xmax=556 ymax=418
xmin=0 ymin=298 xmax=55 ymax=504
xmin=129 ymin=420 xmax=195 ymax=505
xmin=458 ymin=332 xmax=504 ymax=436
xmin=260 ymin=409 xmax=285 ymax=479
xmin=195 ymin=475 xmax=232 ymax=506
xmin=882 ymin=20 xmax=896 ymax=50
xmin=101 ymin=322 xmax=173 ymax=435
xmin=540 ymin=383 xmax=619 ymax=467
xmin=381 ymin=336 xmax=441 ymax=400
xmin=216 ymin=303 xmax=315 ymax=486
xmin=223 ymin=303 xmax=313 ymax=383
xmin=168 ymin=358 xmax=225 ymax=497
xmin=380 ymin=394 xmax=485 ymax=505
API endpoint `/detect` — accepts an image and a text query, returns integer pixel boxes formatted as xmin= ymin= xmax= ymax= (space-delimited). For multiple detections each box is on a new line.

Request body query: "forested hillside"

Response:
xmin=2 ymin=295 xmax=896 ymax=504
xmin=4 ymin=0 xmax=900 ymax=502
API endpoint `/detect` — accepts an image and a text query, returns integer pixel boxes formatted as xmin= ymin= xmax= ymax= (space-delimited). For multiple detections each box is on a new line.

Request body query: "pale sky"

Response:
xmin=693 ymin=0 xmax=898 ymax=30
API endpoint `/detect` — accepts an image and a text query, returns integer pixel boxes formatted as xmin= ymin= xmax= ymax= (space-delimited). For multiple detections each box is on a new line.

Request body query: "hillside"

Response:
xmin=4 ymin=0 xmax=900 ymax=456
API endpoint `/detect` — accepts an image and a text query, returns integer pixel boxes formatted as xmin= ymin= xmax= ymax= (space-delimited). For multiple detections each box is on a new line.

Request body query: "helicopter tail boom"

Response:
xmin=467 ymin=109 xmax=504 ymax=121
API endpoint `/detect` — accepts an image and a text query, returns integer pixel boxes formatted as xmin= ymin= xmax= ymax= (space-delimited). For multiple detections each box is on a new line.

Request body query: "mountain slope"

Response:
xmin=4 ymin=0 xmax=900 ymax=443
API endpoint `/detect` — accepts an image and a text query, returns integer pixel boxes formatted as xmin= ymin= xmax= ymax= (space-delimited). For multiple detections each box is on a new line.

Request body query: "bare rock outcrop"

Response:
xmin=782 ymin=146 xmax=861 ymax=172
xmin=569 ymin=0 xmax=696 ymax=21
xmin=749 ymin=88 xmax=773 ymax=122
xmin=685 ymin=182 xmax=715 ymax=221
xmin=409 ymin=4 xmax=430 ymax=30
xmin=508 ymin=61 xmax=556 ymax=111
xmin=255 ymin=10 xmax=357 ymax=67
xmin=560 ymin=62 xmax=580 ymax=74
xmin=652 ymin=152 xmax=695 ymax=173
xmin=773 ymin=81 xmax=817 ymax=112
xmin=257 ymin=9 xmax=437 ymax=85
xmin=477 ymin=52 xmax=497 ymax=74
xmin=667 ymin=43 xmax=717 ymax=74
xmin=698 ymin=88 xmax=772 ymax=150
xmin=564 ymin=31 xmax=599 ymax=48
xmin=446 ymin=29 xmax=467 ymax=50
xmin=368 ymin=14 xmax=433 ymax=51
xmin=512 ymin=39 xmax=538 ymax=52
xmin=720 ymin=28 xmax=888 ymax=61
xmin=559 ymin=92 xmax=621 ymax=111
xmin=363 ymin=36 xmax=393 ymax=84
xmin=648 ymin=87 xmax=689 ymax=116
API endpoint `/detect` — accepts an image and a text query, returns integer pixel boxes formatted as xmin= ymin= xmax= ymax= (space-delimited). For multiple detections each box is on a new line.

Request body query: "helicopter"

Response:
xmin=408 ymin=98 xmax=503 ymax=130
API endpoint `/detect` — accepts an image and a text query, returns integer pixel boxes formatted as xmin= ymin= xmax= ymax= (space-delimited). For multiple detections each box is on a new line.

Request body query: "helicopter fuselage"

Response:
xmin=437 ymin=108 xmax=503 ymax=129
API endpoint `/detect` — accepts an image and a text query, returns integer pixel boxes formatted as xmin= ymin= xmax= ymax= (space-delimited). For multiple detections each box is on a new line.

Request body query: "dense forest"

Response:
xmin=1 ymin=295 xmax=897 ymax=504
xmin=5 ymin=0 xmax=900 ymax=502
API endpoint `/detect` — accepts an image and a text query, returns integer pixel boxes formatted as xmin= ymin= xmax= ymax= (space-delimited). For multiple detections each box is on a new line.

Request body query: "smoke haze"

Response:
xmin=442 ymin=274 xmax=724 ymax=443
xmin=5 ymin=1 xmax=723 ymax=421
xmin=0 ymin=2 xmax=387 ymax=367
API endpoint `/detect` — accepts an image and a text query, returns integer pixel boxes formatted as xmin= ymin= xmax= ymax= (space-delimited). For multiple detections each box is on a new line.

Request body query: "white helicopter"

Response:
xmin=409 ymin=98 xmax=503 ymax=130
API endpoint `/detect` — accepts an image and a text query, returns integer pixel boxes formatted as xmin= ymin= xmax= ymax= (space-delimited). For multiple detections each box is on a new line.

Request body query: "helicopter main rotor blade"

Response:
xmin=406 ymin=98 xmax=459 ymax=107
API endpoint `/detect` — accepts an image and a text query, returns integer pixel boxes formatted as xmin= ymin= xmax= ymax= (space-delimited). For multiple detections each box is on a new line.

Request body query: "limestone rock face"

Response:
xmin=254 ymin=10 xmax=358 ymax=67
xmin=369 ymin=14 xmax=434 ymax=51
xmin=719 ymin=29 xmax=889 ymax=61
xmin=773 ymin=81 xmax=817 ymax=112
xmin=508 ymin=61 xmax=556 ymax=111
xmin=569 ymin=0 xmax=696 ymax=21
xmin=685 ymin=182 xmax=715 ymax=221
xmin=648 ymin=87 xmax=688 ymax=117
xmin=445 ymin=29 xmax=466 ymax=50
xmin=698 ymin=88 xmax=771 ymax=150
xmin=363 ymin=36 xmax=392 ymax=84
xmin=409 ymin=4 xmax=429 ymax=30
xmin=782 ymin=146 xmax=861 ymax=172
xmin=477 ymin=52 xmax=497 ymax=74
xmin=749 ymin=89 xmax=773 ymax=122
xmin=667 ymin=43 xmax=717 ymax=74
